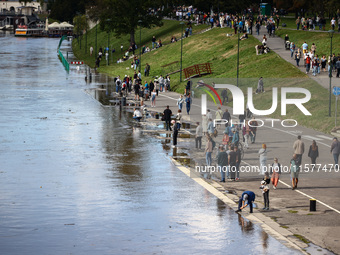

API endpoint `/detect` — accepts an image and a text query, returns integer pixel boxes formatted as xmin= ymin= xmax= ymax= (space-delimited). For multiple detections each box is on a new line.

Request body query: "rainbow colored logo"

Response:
xmin=196 ymin=81 xmax=222 ymax=106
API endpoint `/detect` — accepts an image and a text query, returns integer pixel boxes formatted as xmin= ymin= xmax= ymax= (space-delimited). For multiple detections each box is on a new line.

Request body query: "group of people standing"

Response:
xmin=290 ymin=40 xmax=340 ymax=77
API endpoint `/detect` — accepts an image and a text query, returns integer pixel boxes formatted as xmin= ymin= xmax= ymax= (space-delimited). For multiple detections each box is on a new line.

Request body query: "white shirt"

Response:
xmin=134 ymin=110 xmax=142 ymax=118
xmin=196 ymin=125 xmax=203 ymax=137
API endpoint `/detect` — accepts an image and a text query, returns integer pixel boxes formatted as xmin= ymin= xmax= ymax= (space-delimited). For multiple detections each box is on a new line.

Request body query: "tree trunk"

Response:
xmin=130 ymin=30 xmax=135 ymax=46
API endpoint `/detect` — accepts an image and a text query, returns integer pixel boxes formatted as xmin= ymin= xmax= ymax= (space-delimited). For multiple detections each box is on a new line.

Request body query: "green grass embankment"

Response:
xmin=276 ymin=28 xmax=340 ymax=57
xmin=73 ymin=20 xmax=338 ymax=133
xmin=72 ymin=19 xmax=209 ymax=69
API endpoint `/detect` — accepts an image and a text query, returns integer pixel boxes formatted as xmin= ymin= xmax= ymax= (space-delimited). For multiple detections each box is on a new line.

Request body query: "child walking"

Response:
xmin=260 ymin=180 xmax=270 ymax=210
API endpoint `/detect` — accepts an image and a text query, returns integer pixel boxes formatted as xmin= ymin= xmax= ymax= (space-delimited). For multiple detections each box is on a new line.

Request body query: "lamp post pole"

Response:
xmin=180 ymin=22 xmax=184 ymax=82
xmin=138 ymin=20 xmax=142 ymax=72
xmin=95 ymin=20 xmax=97 ymax=60
xmin=329 ymin=30 xmax=334 ymax=117
xmin=106 ymin=19 xmax=111 ymax=66
xmin=85 ymin=16 xmax=87 ymax=55
xmin=237 ymin=24 xmax=240 ymax=87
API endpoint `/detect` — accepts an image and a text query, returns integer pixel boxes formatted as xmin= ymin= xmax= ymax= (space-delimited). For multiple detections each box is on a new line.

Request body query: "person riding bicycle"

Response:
xmin=231 ymin=128 xmax=240 ymax=147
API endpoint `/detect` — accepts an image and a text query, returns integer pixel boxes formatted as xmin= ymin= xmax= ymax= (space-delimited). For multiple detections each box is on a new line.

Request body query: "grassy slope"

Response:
xmin=73 ymin=21 xmax=338 ymax=133
xmin=276 ymin=28 xmax=340 ymax=57
xmin=72 ymin=19 xmax=209 ymax=69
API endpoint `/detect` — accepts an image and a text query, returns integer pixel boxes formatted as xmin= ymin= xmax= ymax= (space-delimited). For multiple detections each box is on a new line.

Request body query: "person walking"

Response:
xmin=216 ymin=107 xmax=223 ymax=120
xmin=221 ymin=89 xmax=229 ymax=104
xmin=177 ymin=95 xmax=184 ymax=110
xmin=90 ymin=46 xmax=93 ymax=56
xmin=296 ymin=17 xmax=301 ymax=30
xmin=228 ymin=145 xmax=237 ymax=180
xmin=195 ymin=122 xmax=203 ymax=150
xmin=305 ymin=54 xmax=311 ymax=74
xmin=236 ymin=191 xmax=256 ymax=213
xmin=336 ymin=57 xmax=340 ymax=78
xmin=185 ymin=94 xmax=192 ymax=115
xmin=249 ymin=117 xmax=258 ymax=144
xmin=172 ymin=120 xmax=178 ymax=148
xmin=260 ymin=180 xmax=270 ymax=210
xmin=231 ymin=128 xmax=240 ymax=147
xmin=222 ymin=108 xmax=231 ymax=127
xmin=256 ymin=77 xmax=264 ymax=93
xmin=270 ymin=158 xmax=281 ymax=189
xmin=290 ymin=154 xmax=299 ymax=189
xmin=295 ymin=49 xmax=301 ymax=67
xmin=163 ymin=105 xmax=172 ymax=131
xmin=331 ymin=137 xmax=340 ymax=169
xmin=176 ymin=109 xmax=182 ymax=130
xmin=217 ymin=145 xmax=228 ymax=182
xmin=293 ymin=135 xmax=305 ymax=170
xmin=207 ymin=118 xmax=214 ymax=135
xmin=308 ymin=140 xmax=319 ymax=166
xmin=242 ymin=122 xmax=250 ymax=148
xmin=205 ymin=135 xmax=213 ymax=167
xmin=258 ymin=144 xmax=267 ymax=175
xmin=290 ymin=42 xmax=295 ymax=58
xmin=151 ymin=89 xmax=156 ymax=107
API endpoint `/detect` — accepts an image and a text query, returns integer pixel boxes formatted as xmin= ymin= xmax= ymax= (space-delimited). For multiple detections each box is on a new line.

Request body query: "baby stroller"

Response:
xmin=285 ymin=41 xmax=290 ymax=50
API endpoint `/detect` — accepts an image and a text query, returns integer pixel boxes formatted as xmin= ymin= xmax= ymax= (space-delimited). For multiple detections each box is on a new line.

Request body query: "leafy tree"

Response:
xmin=73 ymin=14 xmax=89 ymax=35
xmin=49 ymin=0 xmax=93 ymax=22
xmin=19 ymin=0 xmax=32 ymax=6
xmin=88 ymin=0 xmax=164 ymax=45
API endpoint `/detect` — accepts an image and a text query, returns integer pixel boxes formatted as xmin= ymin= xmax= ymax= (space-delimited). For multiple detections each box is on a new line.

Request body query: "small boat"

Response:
xmin=15 ymin=24 xmax=46 ymax=37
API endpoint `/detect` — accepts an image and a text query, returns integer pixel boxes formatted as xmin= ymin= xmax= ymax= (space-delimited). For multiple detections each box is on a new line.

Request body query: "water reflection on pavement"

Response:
xmin=0 ymin=35 xmax=300 ymax=254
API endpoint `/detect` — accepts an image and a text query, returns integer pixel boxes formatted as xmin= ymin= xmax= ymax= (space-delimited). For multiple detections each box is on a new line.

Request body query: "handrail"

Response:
xmin=57 ymin=35 xmax=69 ymax=72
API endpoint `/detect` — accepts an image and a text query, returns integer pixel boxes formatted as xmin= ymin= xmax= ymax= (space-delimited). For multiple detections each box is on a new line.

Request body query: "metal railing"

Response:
xmin=57 ymin=35 xmax=69 ymax=72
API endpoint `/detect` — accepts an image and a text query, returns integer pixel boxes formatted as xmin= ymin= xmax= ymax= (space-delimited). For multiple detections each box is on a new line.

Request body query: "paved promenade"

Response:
xmin=252 ymin=30 xmax=340 ymax=90
xmin=131 ymin=88 xmax=340 ymax=254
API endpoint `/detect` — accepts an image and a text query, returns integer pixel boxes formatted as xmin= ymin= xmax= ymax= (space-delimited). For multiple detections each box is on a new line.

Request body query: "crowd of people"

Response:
xmin=287 ymin=39 xmax=340 ymax=76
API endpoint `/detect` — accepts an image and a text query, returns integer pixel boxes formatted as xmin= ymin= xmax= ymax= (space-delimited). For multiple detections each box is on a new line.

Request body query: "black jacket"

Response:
xmin=163 ymin=109 xmax=172 ymax=121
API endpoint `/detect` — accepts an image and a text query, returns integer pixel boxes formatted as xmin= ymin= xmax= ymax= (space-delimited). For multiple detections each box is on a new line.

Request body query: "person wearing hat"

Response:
xmin=172 ymin=120 xmax=178 ymax=147
xmin=236 ymin=191 xmax=255 ymax=213
xmin=260 ymin=180 xmax=270 ymax=210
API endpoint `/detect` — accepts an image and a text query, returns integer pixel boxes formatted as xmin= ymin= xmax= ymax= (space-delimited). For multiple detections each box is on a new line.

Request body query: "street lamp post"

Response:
xmin=85 ymin=15 xmax=87 ymax=55
xmin=180 ymin=22 xmax=184 ymax=82
xmin=106 ymin=19 xmax=111 ymax=66
xmin=95 ymin=20 xmax=98 ymax=60
xmin=328 ymin=30 xmax=334 ymax=117
xmin=138 ymin=20 xmax=142 ymax=72
xmin=237 ymin=24 xmax=240 ymax=87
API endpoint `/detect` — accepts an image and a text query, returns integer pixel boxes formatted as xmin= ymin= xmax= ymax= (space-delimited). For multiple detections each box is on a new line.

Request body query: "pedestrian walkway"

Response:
xmin=252 ymin=31 xmax=339 ymax=90
xmin=129 ymin=89 xmax=340 ymax=254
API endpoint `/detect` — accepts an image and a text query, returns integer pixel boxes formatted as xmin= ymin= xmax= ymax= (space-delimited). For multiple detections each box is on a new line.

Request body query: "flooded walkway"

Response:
xmin=0 ymin=35 xmax=300 ymax=254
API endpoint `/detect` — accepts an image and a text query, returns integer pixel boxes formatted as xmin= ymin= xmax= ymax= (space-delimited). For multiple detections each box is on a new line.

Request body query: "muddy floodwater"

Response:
xmin=0 ymin=34 xmax=300 ymax=254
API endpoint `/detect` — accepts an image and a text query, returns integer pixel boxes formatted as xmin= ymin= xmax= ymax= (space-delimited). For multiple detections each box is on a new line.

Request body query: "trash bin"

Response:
xmin=121 ymin=96 xmax=126 ymax=106
xmin=310 ymin=199 xmax=316 ymax=211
